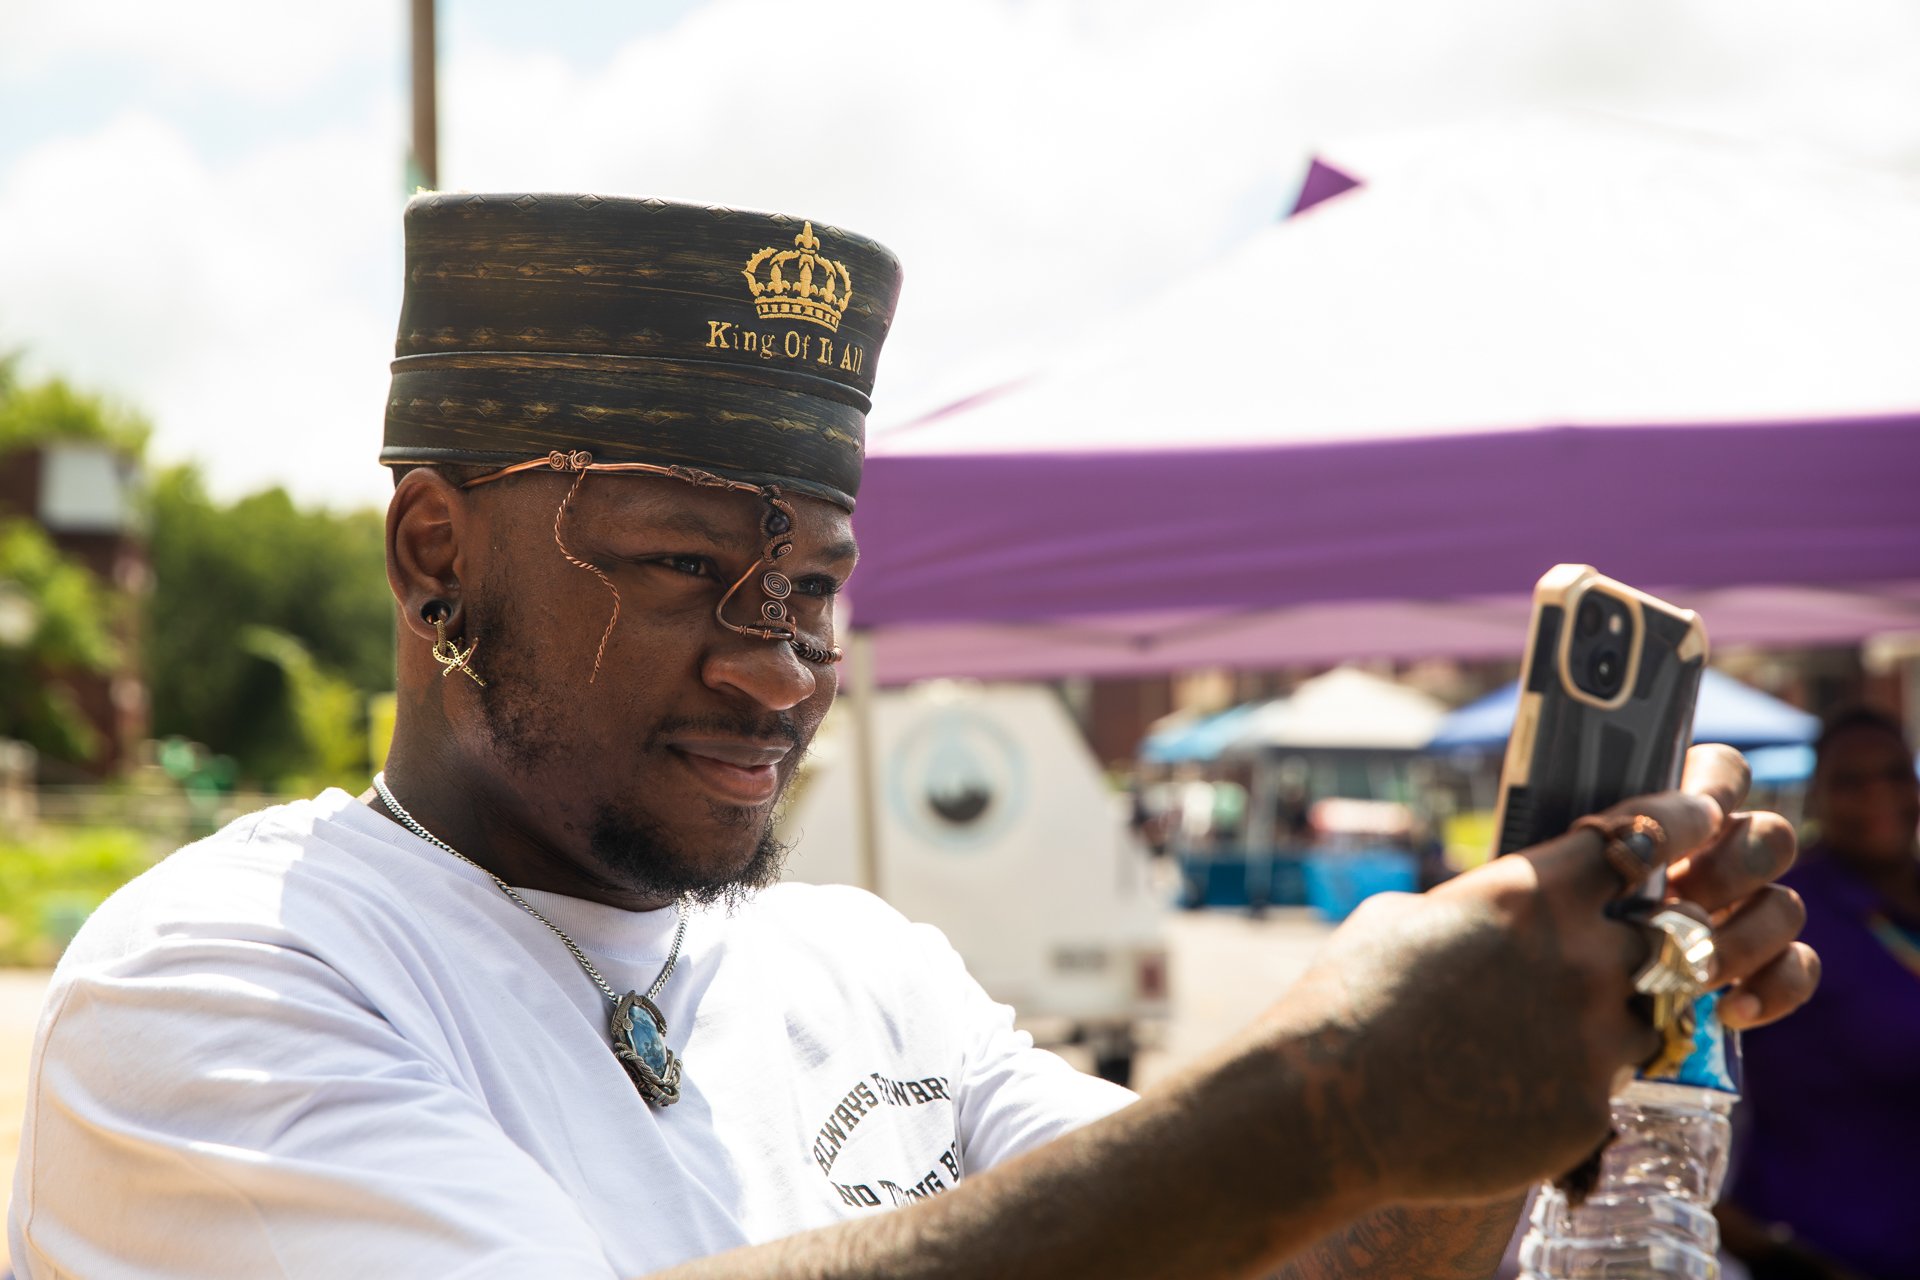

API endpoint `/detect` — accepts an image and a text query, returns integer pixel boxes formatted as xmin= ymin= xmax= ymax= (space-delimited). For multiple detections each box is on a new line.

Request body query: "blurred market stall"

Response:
xmin=1150 ymin=669 xmax=1449 ymax=915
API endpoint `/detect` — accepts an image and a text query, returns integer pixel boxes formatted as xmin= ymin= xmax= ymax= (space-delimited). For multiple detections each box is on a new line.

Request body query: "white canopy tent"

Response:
xmin=1218 ymin=668 xmax=1450 ymax=858
xmin=1225 ymin=668 xmax=1450 ymax=754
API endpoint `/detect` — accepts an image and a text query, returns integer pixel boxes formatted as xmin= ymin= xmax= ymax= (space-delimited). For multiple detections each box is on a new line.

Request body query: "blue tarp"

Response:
xmin=1427 ymin=668 xmax=1820 ymax=753
xmin=1742 ymin=744 xmax=1920 ymax=787
xmin=1140 ymin=703 xmax=1262 ymax=764
xmin=1745 ymin=744 xmax=1816 ymax=787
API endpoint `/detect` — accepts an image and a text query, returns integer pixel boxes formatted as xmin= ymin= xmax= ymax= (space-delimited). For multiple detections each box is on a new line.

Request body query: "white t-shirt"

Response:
xmin=9 ymin=790 xmax=1134 ymax=1279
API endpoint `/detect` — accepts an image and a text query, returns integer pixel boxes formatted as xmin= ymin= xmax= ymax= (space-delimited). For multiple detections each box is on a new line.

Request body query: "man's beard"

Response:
xmin=588 ymin=798 xmax=791 ymax=910
xmin=465 ymin=585 xmax=799 ymax=909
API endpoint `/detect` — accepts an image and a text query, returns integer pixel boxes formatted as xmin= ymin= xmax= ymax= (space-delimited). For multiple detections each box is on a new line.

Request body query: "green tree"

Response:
xmin=0 ymin=360 xmax=151 ymax=456
xmin=145 ymin=466 xmax=393 ymax=789
xmin=0 ymin=359 xmax=136 ymax=766
xmin=0 ymin=520 xmax=118 ymax=762
xmin=0 ymin=357 xmax=393 ymax=788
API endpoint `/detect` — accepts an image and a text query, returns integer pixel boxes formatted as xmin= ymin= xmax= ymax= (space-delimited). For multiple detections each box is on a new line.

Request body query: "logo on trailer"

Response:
xmin=888 ymin=709 xmax=1026 ymax=850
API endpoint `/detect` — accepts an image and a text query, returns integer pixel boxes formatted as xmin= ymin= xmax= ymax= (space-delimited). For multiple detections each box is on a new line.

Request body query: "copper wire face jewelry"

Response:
xmin=463 ymin=451 xmax=844 ymax=677
xmin=709 ymin=485 xmax=844 ymax=666
xmin=424 ymin=601 xmax=487 ymax=686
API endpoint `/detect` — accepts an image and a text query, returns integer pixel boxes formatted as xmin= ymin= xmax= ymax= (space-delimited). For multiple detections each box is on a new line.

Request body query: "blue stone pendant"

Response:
xmin=611 ymin=990 xmax=683 ymax=1107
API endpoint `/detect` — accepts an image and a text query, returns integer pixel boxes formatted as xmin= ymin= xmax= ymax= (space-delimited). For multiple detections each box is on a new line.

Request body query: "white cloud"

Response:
xmin=0 ymin=0 xmax=398 ymax=100
xmin=0 ymin=108 xmax=405 ymax=506
xmin=3 ymin=0 xmax=1919 ymax=507
xmin=436 ymin=0 xmax=1920 ymax=421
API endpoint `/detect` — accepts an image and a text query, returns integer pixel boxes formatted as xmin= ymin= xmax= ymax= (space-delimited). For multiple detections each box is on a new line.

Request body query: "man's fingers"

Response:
xmin=1680 ymin=743 xmax=1751 ymax=822
xmin=1667 ymin=812 xmax=1799 ymax=913
xmin=1529 ymin=789 xmax=1723 ymax=903
xmin=1525 ymin=747 xmax=1752 ymax=905
xmin=1718 ymin=941 xmax=1822 ymax=1030
xmin=1596 ymin=789 xmax=1727 ymax=867
xmin=1703 ymin=884 xmax=1806 ymax=987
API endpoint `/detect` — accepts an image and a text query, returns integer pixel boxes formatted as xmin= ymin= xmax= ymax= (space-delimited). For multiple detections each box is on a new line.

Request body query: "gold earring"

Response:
xmin=425 ymin=603 xmax=487 ymax=687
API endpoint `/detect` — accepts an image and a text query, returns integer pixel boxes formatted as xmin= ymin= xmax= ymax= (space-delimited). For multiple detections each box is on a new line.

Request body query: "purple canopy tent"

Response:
xmin=830 ymin=115 xmax=1920 ymax=892
xmin=847 ymin=115 xmax=1920 ymax=685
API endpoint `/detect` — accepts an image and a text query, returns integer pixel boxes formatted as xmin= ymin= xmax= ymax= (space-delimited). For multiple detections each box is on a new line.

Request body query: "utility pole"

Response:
xmin=408 ymin=0 xmax=438 ymax=190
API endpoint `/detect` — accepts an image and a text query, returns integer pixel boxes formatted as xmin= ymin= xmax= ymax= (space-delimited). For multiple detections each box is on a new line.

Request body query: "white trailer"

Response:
xmin=777 ymin=680 xmax=1168 ymax=1084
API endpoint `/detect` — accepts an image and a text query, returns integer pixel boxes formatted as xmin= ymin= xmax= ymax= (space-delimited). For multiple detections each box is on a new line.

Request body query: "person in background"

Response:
xmin=1721 ymin=708 xmax=1920 ymax=1280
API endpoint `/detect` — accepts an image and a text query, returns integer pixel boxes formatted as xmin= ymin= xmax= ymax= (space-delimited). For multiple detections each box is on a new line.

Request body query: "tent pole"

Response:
xmin=847 ymin=629 xmax=884 ymax=898
xmin=1244 ymin=751 xmax=1278 ymax=910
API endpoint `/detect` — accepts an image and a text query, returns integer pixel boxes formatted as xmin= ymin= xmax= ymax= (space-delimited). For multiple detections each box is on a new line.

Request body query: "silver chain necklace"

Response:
xmin=371 ymin=771 xmax=688 ymax=1108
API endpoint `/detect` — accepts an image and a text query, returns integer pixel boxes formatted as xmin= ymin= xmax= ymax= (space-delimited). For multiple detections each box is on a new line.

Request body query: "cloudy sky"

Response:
xmin=3 ymin=0 xmax=1918 ymax=509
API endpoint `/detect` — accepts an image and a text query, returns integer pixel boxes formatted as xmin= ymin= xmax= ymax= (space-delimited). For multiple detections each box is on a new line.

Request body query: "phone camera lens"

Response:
xmin=1576 ymin=598 xmax=1604 ymax=638
xmin=1587 ymin=646 xmax=1624 ymax=697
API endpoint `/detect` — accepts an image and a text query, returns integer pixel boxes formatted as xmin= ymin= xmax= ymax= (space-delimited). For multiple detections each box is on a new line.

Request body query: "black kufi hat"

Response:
xmin=381 ymin=193 xmax=904 ymax=511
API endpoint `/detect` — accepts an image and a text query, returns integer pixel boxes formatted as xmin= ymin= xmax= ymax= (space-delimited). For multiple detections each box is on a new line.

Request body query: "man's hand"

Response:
xmin=659 ymin=744 xmax=1818 ymax=1280
xmin=1276 ymin=743 xmax=1818 ymax=1205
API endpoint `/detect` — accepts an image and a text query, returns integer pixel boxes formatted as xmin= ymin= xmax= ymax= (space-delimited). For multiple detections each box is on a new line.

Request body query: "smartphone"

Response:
xmin=1494 ymin=564 xmax=1708 ymax=859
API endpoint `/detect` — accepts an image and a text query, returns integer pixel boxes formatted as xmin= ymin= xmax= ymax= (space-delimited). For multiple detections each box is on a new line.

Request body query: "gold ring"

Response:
xmin=1613 ymin=901 xmax=1716 ymax=1076
xmin=1637 ymin=907 xmax=1715 ymax=997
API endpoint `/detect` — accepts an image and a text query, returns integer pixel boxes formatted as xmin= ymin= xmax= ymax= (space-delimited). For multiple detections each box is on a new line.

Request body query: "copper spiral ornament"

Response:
xmin=460 ymin=455 xmax=843 ymax=667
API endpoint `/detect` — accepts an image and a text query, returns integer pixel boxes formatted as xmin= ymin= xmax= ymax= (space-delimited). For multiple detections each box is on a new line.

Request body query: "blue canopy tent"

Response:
xmin=1139 ymin=703 xmax=1263 ymax=765
xmin=1427 ymin=668 xmax=1820 ymax=753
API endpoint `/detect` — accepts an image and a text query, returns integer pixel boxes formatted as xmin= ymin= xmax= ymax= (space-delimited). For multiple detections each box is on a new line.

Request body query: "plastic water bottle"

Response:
xmin=1518 ymin=997 xmax=1740 ymax=1280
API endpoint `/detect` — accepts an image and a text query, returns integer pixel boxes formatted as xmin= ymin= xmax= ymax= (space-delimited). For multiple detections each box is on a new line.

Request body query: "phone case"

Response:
xmin=1494 ymin=564 xmax=1709 ymax=857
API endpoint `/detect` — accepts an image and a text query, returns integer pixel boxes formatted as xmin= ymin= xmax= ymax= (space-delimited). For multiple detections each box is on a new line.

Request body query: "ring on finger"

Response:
xmin=1571 ymin=812 xmax=1668 ymax=895
xmin=1611 ymin=901 xmax=1716 ymax=1076
xmin=1615 ymin=901 xmax=1716 ymax=998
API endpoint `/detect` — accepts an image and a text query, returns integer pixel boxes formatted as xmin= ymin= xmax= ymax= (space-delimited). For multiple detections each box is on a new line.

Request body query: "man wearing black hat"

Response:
xmin=10 ymin=195 xmax=1816 ymax=1279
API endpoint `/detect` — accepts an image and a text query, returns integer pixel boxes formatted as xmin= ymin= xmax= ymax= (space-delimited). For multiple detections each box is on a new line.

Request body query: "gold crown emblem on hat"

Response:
xmin=741 ymin=223 xmax=854 ymax=333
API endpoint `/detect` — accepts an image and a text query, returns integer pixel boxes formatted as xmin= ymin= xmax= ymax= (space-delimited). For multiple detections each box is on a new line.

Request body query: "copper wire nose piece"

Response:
xmin=790 ymin=638 xmax=842 ymax=666
xmin=710 ymin=485 xmax=842 ymax=665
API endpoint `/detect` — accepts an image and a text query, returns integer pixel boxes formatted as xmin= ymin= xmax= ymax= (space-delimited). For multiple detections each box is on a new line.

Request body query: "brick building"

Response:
xmin=0 ymin=443 xmax=150 ymax=777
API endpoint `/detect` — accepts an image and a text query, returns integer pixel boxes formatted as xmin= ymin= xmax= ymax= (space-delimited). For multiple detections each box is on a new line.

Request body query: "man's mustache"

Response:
xmin=647 ymin=712 xmax=802 ymax=748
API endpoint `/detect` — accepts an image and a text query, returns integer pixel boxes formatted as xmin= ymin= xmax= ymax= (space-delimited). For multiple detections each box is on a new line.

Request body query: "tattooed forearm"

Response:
xmin=1270 ymin=1198 xmax=1525 ymax=1280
